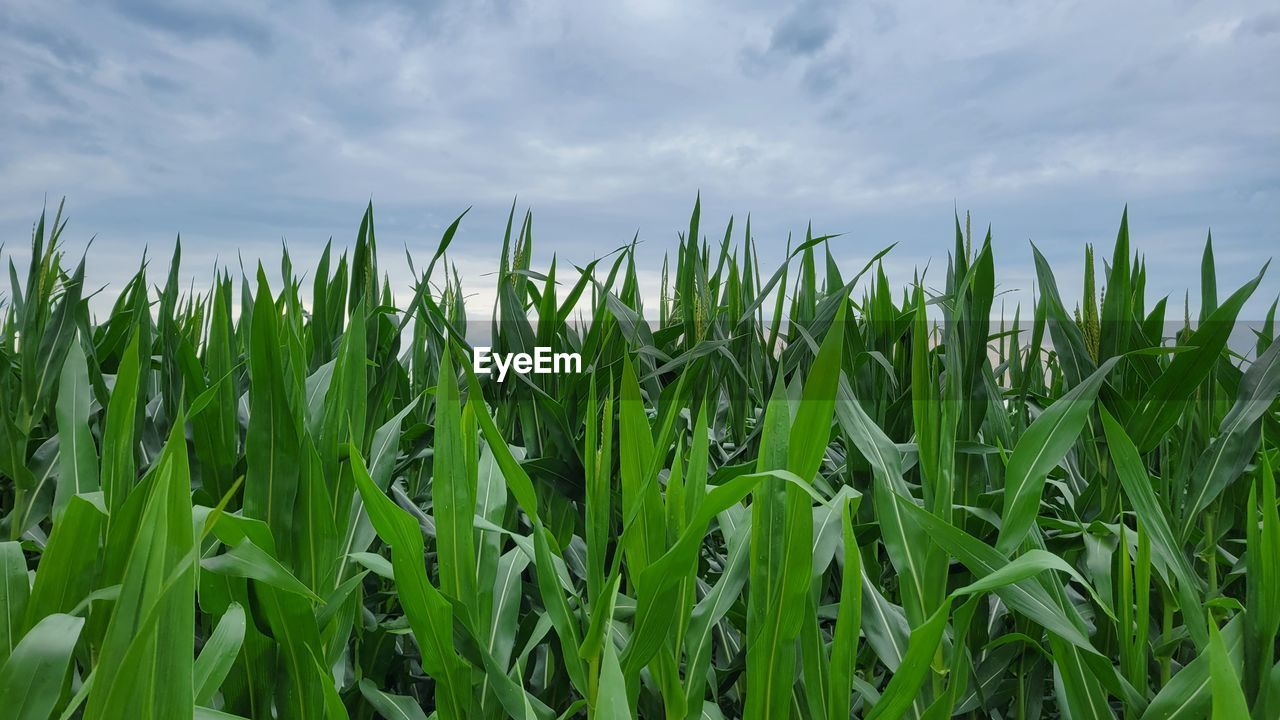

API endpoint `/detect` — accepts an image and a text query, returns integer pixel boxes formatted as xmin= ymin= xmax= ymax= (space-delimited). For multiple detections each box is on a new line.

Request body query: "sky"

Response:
xmin=2 ymin=0 xmax=1278 ymax=319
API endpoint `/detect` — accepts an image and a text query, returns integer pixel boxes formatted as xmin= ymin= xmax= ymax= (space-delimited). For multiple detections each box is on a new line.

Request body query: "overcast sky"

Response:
xmin=2 ymin=0 xmax=1277 ymax=317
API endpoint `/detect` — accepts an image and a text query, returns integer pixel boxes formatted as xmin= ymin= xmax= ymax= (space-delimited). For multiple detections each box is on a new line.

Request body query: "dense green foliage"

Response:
xmin=1 ymin=199 xmax=1278 ymax=719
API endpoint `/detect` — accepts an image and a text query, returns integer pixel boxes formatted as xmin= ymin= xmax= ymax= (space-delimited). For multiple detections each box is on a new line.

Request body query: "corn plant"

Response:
xmin=0 ymin=197 xmax=1277 ymax=719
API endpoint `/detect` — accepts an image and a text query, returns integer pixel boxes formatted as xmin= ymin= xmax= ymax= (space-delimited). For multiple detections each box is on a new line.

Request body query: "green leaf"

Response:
xmin=0 ymin=613 xmax=84 ymax=720
xmin=0 ymin=542 xmax=29 ymax=668
xmin=1126 ymin=264 xmax=1267 ymax=452
xmin=201 ymin=540 xmax=324 ymax=603
xmin=618 ymin=356 xmax=665 ymax=582
xmin=86 ymin=414 xmax=196 ymax=720
xmin=349 ymin=447 xmax=470 ymax=719
xmin=358 ymin=678 xmax=430 ymax=720
xmin=1184 ymin=337 xmax=1280 ymax=527
xmin=24 ymin=494 xmax=104 ymax=631
xmin=100 ymin=328 xmax=141 ymax=518
xmin=827 ymin=497 xmax=863 ymax=720
xmin=1100 ymin=409 xmax=1206 ymax=648
xmin=897 ymin=496 xmax=1096 ymax=653
xmin=596 ymin=627 xmax=634 ymax=720
xmin=864 ymin=599 xmax=951 ymax=720
xmin=432 ymin=349 xmax=478 ymax=617
xmin=1209 ymin=615 xmax=1250 ymax=719
xmin=193 ymin=603 xmax=246 ymax=705
xmin=997 ymin=357 xmax=1119 ymax=554
xmin=53 ymin=332 xmax=98 ymax=521
xmin=1141 ymin=616 xmax=1242 ymax=720
xmin=243 ymin=275 xmax=302 ymax=565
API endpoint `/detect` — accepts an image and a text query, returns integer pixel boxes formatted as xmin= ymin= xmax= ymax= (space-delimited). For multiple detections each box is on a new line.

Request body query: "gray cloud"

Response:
xmin=1237 ymin=11 xmax=1280 ymax=38
xmin=0 ymin=0 xmax=1277 ymax=318
xmin=769 ymin=0 xmax=839 ymax=57
xmin=107 ymin=0 xmax=274 ymax=52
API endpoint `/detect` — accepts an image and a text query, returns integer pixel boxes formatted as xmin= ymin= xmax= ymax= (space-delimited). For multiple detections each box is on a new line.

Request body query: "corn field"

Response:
xmin=1 ymin=198 xmax=1278 ymax=720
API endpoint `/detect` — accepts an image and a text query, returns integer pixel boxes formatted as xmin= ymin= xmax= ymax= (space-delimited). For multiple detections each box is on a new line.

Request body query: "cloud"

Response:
xmin=106 ymin=0 xmax=274 ymax=52
xmin=1236 ymin=11 xmax=1280 ymax=38
xmin=769 ymin=0 xmax=839 ymax=58
xmin=0 ymin=0 xmax=1276 ymax=319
